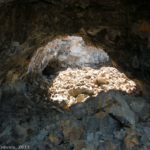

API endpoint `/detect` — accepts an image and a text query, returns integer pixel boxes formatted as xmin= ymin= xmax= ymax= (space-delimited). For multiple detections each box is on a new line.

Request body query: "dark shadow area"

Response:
xmin=42 ymin=59 xmax=61 ymax=77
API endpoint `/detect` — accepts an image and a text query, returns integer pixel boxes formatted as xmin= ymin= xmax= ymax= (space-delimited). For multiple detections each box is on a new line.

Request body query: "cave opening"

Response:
xmin=42 ymin=59 xmax=61 ymax=77
xmin=0 ymin=1 xmax=150 ymax=149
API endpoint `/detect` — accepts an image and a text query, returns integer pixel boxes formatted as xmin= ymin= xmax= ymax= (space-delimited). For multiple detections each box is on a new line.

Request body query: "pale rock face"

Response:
xmin=49 ymin=67 xmax=139 ymax=107
xmin=28 ymin=36 xmax=110 ymax=74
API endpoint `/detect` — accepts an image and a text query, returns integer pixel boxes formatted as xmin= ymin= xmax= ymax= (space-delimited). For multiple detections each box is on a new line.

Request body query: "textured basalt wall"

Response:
xmin=0 ymin=0 xmax=150 ymax=83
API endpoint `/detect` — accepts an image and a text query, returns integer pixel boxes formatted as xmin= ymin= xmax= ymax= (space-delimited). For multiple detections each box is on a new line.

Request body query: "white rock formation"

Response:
xmin=49 ymin=67 xmax=139 ymax=107
xmin=28 ymin=36 xmax=110 ymax=74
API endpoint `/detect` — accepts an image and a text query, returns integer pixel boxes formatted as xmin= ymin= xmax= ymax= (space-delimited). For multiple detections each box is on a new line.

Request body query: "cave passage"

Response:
xmin=0 ymin=0 xmax=150 ymax=150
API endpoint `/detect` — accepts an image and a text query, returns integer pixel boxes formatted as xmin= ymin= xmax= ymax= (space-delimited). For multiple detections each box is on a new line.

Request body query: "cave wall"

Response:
xmin=0 ymin=0 xmax=124 ymax=42
xmin=0 ymin=0 xmax=150 ymax=83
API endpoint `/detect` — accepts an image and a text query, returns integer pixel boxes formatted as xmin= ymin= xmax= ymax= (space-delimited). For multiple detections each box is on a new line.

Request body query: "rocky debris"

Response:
xmin=0 ymin=85 xmax=149 ymax=150
xmin=49 ymin=66 xmax=140 ymax=107
xmin=71 ymin=91 xmax=138 ymax=126
xmin=28 ymin=36 xmax=110 ymax=74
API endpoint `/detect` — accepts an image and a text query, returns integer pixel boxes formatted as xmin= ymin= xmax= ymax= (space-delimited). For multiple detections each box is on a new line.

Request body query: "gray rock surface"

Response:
xmin=0 ymin=79 xmax=149 ymax=150
xmin=28 ymin=36 xmax=110 ymax=74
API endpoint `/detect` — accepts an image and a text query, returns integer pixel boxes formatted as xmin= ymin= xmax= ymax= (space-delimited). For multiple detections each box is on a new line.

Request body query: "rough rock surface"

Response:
xmin=0 ymin=88 xmax=150 ymax=150
xmin=28 ymin=36 xmax=110 ymax=74
xmin=49 ymin=66 xmax=139 ymax=107
xmin=0 ymin=0 xmax=150 ymax=150
xmin=0 ymin=48 xmax=149 ymax=150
